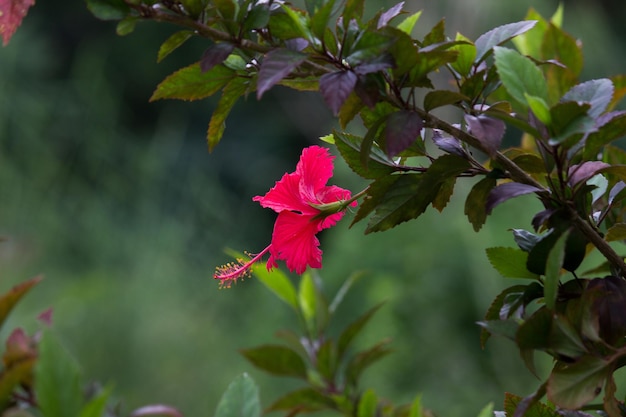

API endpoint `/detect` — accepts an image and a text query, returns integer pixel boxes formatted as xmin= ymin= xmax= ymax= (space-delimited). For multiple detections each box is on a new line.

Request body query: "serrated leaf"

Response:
xmin=486 ymin=247 xmax=539 ymax=280
xmin=319 ymin=70 xmax=357 ymax=115
xmin=384 ymin=111 xmax=423 ymax=157
xmin=0 ymin=276 xmax=42 ymax=332
xmin=208 ymin=77 xmax=248 ymax=151
xmin=337 ymin=303 xmax=384 ymax=359
xmin=366 ymin=155 xmax=470 ymax=232
xmin=251 ymin=263 xmax=298 ymax=312
xmin=494 ymin=46 xmax=548 ymax=108
xmin=215 ymin=374 xmax=261 ymax=417
xmin=240 ymin=345 xmax=307 ymax=378
xmin=34 ymin=330 xmax=83 ymax=417
xmin=334 ymin=132 xmax=396 ymax=179
xmin=465 ymin=177 xmax=497 ymax=232
xmin=504 ymin=391 xmax=558 ymax=417
xmin=201 ymin=43 xmax=235 ymax=72
xmin=562 ymin=79 xmax=614 ymax=119
xmin=266 ymin=388 xmax=335 ymax=412
xmin=257 ymin=49 xmax=307 ymax=99
xmin=474 ymin=21 xmax=537 ymax=63
xmin=449 ymin=32 xmax=476 ymax=77
xmin=548 ymin=356 xmax=610 ymax=410
xmin=486 ymin=182 xmax=543 ymax=214
xmin=423 ymin=90 xmax=468 ymax=112
xmin=150 ymin=63 xmax=234 ymax=102
xmin=351 ymin=175 xmax=399 ymax=226
xmin=157 ymin=30 xmax=194 ymax=63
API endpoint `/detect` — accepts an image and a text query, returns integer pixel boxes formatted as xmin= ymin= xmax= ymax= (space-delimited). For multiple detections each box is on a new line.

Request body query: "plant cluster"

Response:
xmin=5 ymin=0 xmax=626 ymax=415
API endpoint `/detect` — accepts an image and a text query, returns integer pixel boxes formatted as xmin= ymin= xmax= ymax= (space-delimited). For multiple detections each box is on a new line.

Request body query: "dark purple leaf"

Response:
xmin=431 ymin=129 xmax=468 ymax=158
xmin=609 ymin=181 xmax=626 ymax=206
xmin=384 ymin=110 xmax=423 ymax=157
xmin=567 ymin=161 xmax=610 ymax=186
xmin=354 ymin=76 xmax=380 ymax=109
xmin=200 ymin=43 xmax=235 ymax=72
xmin=319 ymin=70 xmax=358 ymax=115
xmin=486 ymin=182 xmax=543 ymax=214
xmin=531 ymin=209 xmax=555 ymax=231
xmin=465 ymin=114 xmax=505 ymax=154
xmin=353 ymin=54 xmax=394 ymax=75
xmin=257 ymin=48 xmax=307 ymax=99
xmin=474 ymin=20 xmax=537 ymax=62
xmin=377 ymin=1 xmax=404 ymax=29
xmin=285 ymin=38 xmax=308 ymax=52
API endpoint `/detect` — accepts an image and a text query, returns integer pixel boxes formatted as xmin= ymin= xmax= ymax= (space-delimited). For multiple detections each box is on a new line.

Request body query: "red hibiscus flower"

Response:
xmin=215 ymin=146 xmax=357 ymax=287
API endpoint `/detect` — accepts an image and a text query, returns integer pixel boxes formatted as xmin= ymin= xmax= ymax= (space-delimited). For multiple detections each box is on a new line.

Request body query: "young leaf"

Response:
xmin=486 ymin=247 xmax=539 ymax=280
xmin=493 ymin=46 xmax=548 ymax=108
xmin=547 ymin=356 xmax=610 ymax=410
xmin=357 ymin=389 xmax=378 ymax=417
xmin=150 ymin=63 xmax=234 ymax=102
xmin=251 ymin=263 xmax=298 ymax=312
xmin=240 ymin=345 xmax=308 ymax=378
xmin=396 ymin=10 xmax=422 ymax=35
xmin=384 ymin=110 xmax=423 ymax=157
xmin=319 ymin=70 xmax=358 ymax=115
xmin=34 ymin=330 xmax=84 ymax=417
xmin=157 ymin=30 xmax=194 ymax=63
xmin=257 ymin=49 xmax=307 ymax=99
xmin=79 ymin=386 xmax=112 ymax=417
xmin=544 ymin=230 xmax=569 ymax=310
xmin=449 ymin=33 xmax=476 ymax=77
xmin=0 ymin=276 xmax=42 ymax=332
xmin=525 ymin=94 xmax=551 ymax=126
xmin=215 ymin=374 xmax=261 ymax=417
xmin=474 ymin=21 xmax=537 ymax=63
xmin=486 ymin=182 xmax=543 ymax=214
xmin=298 ymin=272 xmax=317 ymax=327
xmin=207 ymin=77 xmax=248 ymax=151
xmin=201 ymin=43 xmax=235 ymax=72
xmin=310 ymin=0 xmax=335 ymax=39
xmin=377 ymin=2 xmax=403 ymax=29
xmin=465 ymin=176 xmax=497 ymax=232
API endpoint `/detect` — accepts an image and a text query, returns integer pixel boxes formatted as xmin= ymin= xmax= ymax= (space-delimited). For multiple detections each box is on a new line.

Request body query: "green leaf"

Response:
xmin=548 ymin=101 xmax=593 ymax=146
xmin=480 ymin=284 xmax=531 ymax=347
xmin=79 ymin=386 xmax=112 ymax=417
xmin=35 ymin=330 xmax=83 ymax=417
xmin=257 ymin=49 xmax=307 ymax=99
xmin=266 ymin=388 xmax=335 ymax=412
xmin=337 ymin=303 xmax=384 ymax=359
xmin=316 ymin=339 xmax=337 ymax=382
xmin=357 ymin=389 xmax=378 ymax=417
xmin=86 ymin=0 xmax=130 ymax=20
xmin=240 ymin=345 xmax=307 ymax=378
xmin=280 ymin=5 xmax=313 ymax=43
xmin=242 ymin=3 xmax=270 ymax=32
xmin=345 ymin=340 xmax=392 ymax=386
xmin=605 ymin=223 xmax=626 ymax=242
xmin=342 ymin=0 xmax=364 ymax=26
xmin=396 ymin=10 xmax=422 ymax=35
xmin=525 ymin=93 xmax=551 ymax=126
xmin=503 ymin=391 xmax=558 ymax=417
xmin=422 ymin=19 xmax=445 ymax=46
xmin=547 ymin=356 xmax=610 ymax=410
xmin=448 ymin=33 xmax=476 ymax=77
xmin=476 ymin=403 xmax=494 ymax=417
xmin=0 ymin=276 xmax=42 ymax=332
xmin=383 ymin=111 xmax=423 ymax=157
xmin=486 ymin=247 xmax=539 ymax=280
xmin=207 ymin=77 xmax=248 ymax=151
xmin=423 ymin=90 xmax=469 ymax=112
xmin=150 ymin=63 xmax=234 ymax=102
xmin=583 ymin=112 xmax=626 ymax=159
xmin=116 ymin=16 xmax=137 ymax=36
xmin=475 ymin=21 xmax=537 ymax=63
xmin=329 ymin=271 xmax=363 ymax=314
xmin=366 ymin=155 xmax=471 ymax=233
xmin=408 ymin=395 xmax=425 ymax=417
xmin=298 ymin=272 xmax=317 ymax=326
xmin=464 ymin=176 xmax=497 ymax=232
xmin=157 ymin=30 xmax=194 ymax=63
xmin=493 ymin=46 xmax=548 ymax=108
xmin=215 ymin=374 xmax=261 ymax=417
xmin=310 ymin=0 xmax=335 ymax=39
xmin=544 ymin=230 xmax=569 ymax=310
xmin=346 ymin=31 xmax=395 ymax=67
xmin=251 ymin=263 xmax=298 ymax=312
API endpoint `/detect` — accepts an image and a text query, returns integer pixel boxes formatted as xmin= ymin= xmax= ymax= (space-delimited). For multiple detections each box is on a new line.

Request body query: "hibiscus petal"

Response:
xmin=269 ymin=211 xmax=323 ymax=274
xmin=253 ymin=172 xmax=315 ymax=214
xmin=296 ymin=146 xmax=336 ymax=204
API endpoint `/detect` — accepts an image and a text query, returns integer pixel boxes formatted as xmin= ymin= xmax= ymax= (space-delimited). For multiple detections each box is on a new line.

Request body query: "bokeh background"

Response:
xmin=1 ymin=0 xmax=625 ymax=416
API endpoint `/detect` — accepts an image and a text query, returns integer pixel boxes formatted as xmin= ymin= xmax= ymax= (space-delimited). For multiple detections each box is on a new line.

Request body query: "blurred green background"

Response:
xmin=1 ymin=0 xmax=625 ymax=416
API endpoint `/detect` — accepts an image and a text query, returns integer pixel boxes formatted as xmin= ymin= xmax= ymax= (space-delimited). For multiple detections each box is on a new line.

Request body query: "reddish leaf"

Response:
xmin=486 ymin=182 xmax=543 ymax=214
xmin=567 ymin=161 xmax=610 ymax=187
xmin=200 ymin=43 xmax=235 ymax=73
xmin=465 ymin=114 xmax=505 ymax=155
xmin=384 ymin=110 xmax=423 ymax=157
xmin=0 ymin=0 xmax=35 ymax=46
xmin=0 ymin=276 xmax=42 ymax=332
xmin=319 ymin=70 xmax=357 ymax=115
xmin=257 ymin=48 xmax=307 ymax=99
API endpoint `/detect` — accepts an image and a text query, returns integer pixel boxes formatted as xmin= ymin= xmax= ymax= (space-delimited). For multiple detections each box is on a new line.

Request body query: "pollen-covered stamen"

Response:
xmin=214 ymin=245 xmax=271 ymax=288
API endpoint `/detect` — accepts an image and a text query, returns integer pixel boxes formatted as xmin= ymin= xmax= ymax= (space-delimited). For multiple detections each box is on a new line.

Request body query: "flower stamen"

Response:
xmin=214 ymin=245 xmax=271 ymax=288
